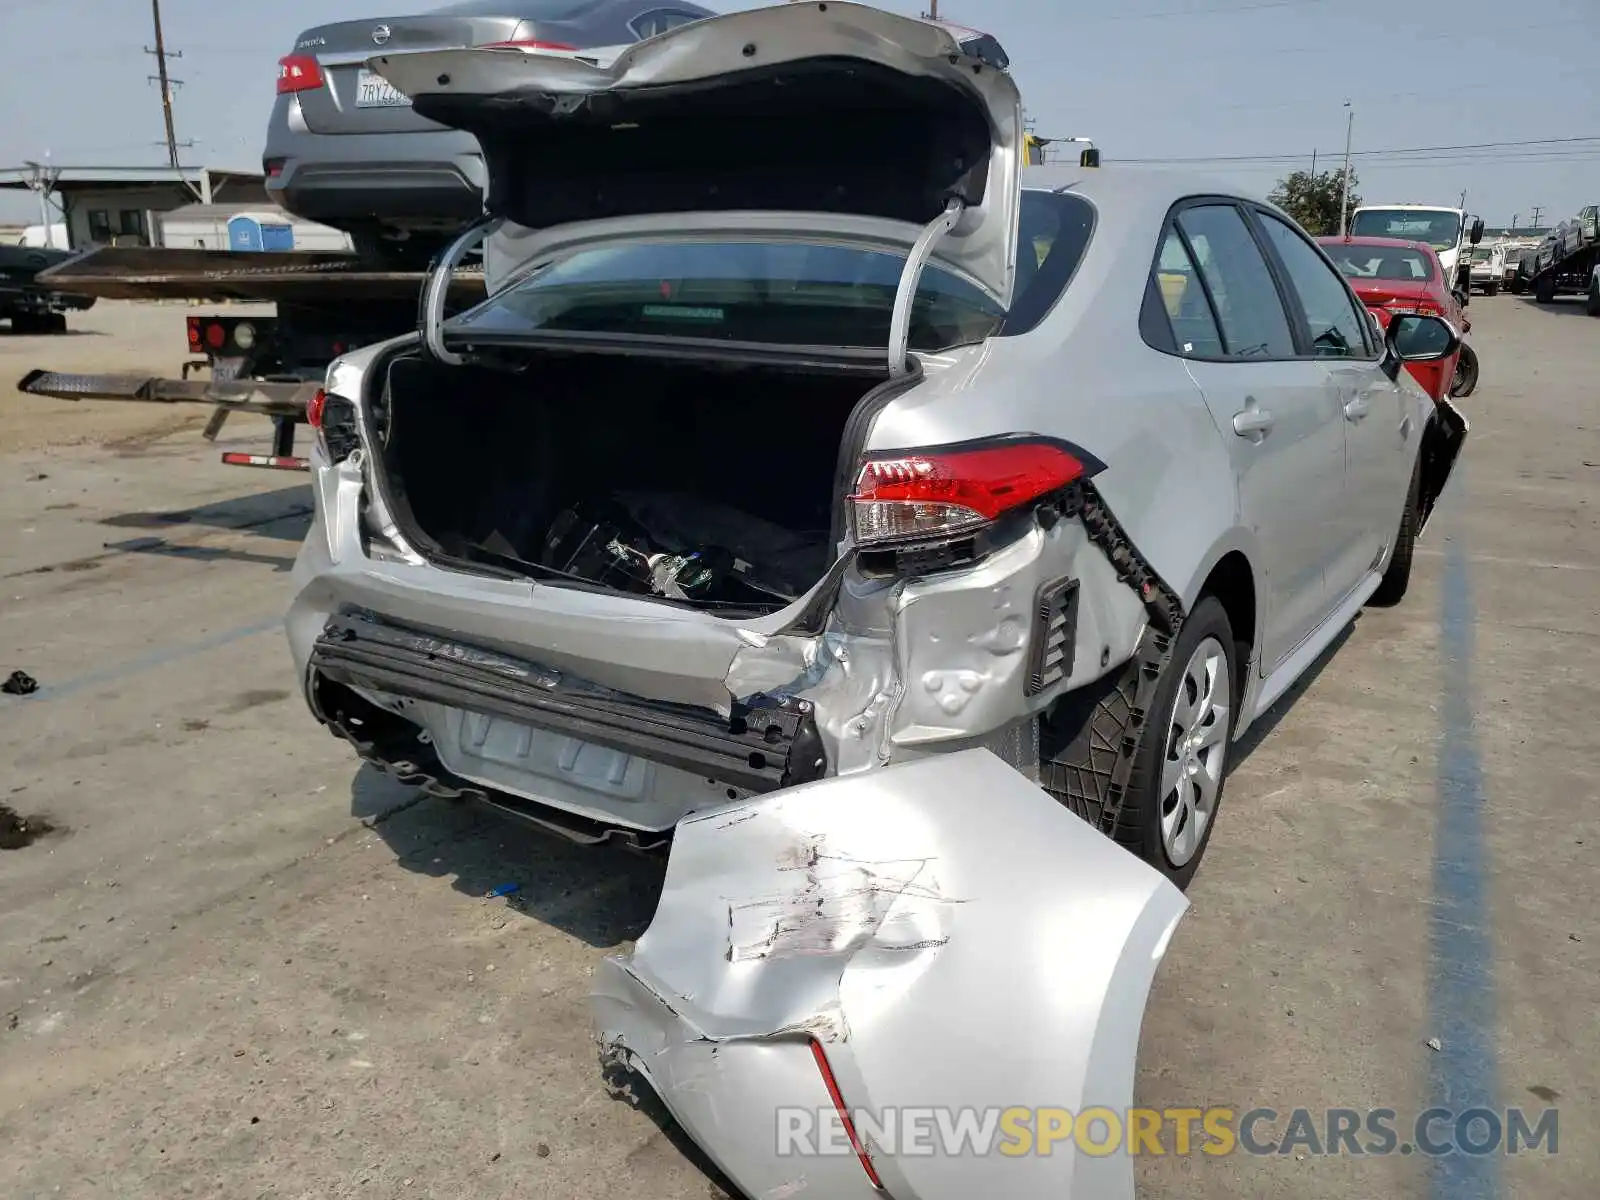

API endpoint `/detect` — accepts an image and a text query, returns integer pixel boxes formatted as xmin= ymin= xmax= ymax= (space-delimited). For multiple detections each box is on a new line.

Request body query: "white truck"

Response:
xmin=1348 ymin=203 xmax=1486 ymax=303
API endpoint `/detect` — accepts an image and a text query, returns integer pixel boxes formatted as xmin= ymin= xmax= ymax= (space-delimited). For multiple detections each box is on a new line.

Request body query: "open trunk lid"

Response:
xmin=367 ymin=1 xmax=1025 ymax=306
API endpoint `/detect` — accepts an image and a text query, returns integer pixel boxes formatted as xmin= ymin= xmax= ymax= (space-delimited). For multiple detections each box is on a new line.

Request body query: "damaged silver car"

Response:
xmin=284 ymin=4 xmax=1465 ymax=1193
xmin=289 ymin=0 xmax=1464 ymax=883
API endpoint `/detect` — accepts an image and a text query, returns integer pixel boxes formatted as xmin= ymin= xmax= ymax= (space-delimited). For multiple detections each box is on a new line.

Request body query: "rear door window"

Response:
xmin=1255 ymin=213 xmax=1374 ymax=358
xmin=1174 ymin=205 xmax=1296 ymax=359
xmin=1154 ymin=228 xmax=1225 ymax=358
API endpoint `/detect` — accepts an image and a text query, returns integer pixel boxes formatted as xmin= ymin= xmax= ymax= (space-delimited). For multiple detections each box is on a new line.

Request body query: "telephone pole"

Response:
xmin=146 ymin=0 xmax=184 ymax=169
xmin=1338 ymin=101 xmax=1354 ymax=237
xmin=1530 ymin=205 xmax=1545 ymax=230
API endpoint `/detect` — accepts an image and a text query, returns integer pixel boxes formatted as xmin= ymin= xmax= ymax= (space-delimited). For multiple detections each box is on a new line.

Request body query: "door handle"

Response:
xmin=1343 ymin=395 xmax=1370 ymax=421
xmin=1232 ymin=406 xmax=1275 ymax=439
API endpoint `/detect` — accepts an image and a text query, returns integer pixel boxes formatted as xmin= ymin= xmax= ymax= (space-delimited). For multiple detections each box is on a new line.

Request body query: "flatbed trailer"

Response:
xmin=1528 ymin=239 xmax=1599 ymax=307
xmin=15 ymin=246 xmax=485 ymax=470
xmin=0 ymin=244 xmax=97 ymax=333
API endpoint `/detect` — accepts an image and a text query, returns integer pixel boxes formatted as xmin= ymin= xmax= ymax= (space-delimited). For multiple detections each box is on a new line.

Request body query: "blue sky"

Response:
xmin=2 ymin=0 xmax=1596 ymax=227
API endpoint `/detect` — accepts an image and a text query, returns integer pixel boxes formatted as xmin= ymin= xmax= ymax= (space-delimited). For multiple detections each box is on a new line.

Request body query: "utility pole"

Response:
xmin=22 ymin=158 xmax=61 ymax=241
xmin=146 ymin=0 xmax=183 ymax=169
xmin=1530 ymin=205 xmax=1544 ymax=230
xmin=925 ymin=0 xmax=939 ymax=17
xmin=1310 ymin=149 xmax=1317 ymax=176
xmin=1458 ymin=189 xmax=1467 ymax=209
xmin=1511 ymin=213 xmax=1519 ymax=231
xmin=1338 ymin=101 xmax=1354 ymax=237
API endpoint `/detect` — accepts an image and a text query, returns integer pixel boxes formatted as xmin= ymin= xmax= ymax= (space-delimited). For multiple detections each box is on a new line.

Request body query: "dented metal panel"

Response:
xmin=592 ymin=749 xmax=1189 ymax=1200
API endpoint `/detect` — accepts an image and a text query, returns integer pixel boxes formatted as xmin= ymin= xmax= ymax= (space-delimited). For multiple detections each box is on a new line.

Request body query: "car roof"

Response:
xmin=1021 ymin=164 xmax=1278 ymax=231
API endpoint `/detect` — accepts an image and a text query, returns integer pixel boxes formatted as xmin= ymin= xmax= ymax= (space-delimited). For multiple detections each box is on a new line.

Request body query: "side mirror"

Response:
xmin=1469 ymin=217 xmax=1485 ymax=245
xmin=1387 ymin=313 xmax=1460 ymax=363
xmin=1080 ymin=146 xmax=1100 ymax=168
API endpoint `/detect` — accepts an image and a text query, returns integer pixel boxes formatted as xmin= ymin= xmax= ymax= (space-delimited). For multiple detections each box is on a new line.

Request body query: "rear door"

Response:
xmin=1252 ymin=209 xmax=1409 ymax=605
xmin=1151 ymin=201 xmax=1345 ymax=674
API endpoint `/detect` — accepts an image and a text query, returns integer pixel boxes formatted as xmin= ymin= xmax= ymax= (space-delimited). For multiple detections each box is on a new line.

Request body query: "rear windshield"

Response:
xmin=452 ymin=191 xmax=1095 ymax=351
xmin=1323 ymin=243 xmax=1437 ymax=283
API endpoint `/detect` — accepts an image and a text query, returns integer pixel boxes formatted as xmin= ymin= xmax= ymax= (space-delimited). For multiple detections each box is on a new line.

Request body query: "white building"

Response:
xmin=157 ymin=204 xmax=351 ymax=252
xmin=0 ymin=166 xmax=273 ymax=251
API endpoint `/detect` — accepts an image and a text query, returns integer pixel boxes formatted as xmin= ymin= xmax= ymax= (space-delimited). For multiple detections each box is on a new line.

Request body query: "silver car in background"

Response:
xmin=264 ymin=0 xmax=714 ymax=264
xmin=286 ymin=7 xmax=1468 ymax=1196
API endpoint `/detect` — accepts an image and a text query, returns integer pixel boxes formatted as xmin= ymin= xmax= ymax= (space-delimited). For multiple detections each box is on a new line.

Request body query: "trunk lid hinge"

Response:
xmin=420 ymin=215 xmax=503 ymax=366
xmin=888 ymin=198 xmax=966 ymax=379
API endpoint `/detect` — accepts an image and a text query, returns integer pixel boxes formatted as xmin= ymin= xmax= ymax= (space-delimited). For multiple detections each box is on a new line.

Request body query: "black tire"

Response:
xmin=1509 ymin=278 xmax=1526 ymax=295
xmin=1485 ymin=281 xmax=1499 ymax=297
xmin=1450 ymin=343 xmax=1479 ymax=398
xmin=1369 ymin=454 xmax=1420 ymax=608
xmin=1586 ymin=281 xmax=1600 ymax=317
xmin=1534 ymin=274 xmax=1556 ymax=304
xmin=1042 ymin=596 xmax=1238 ymax=890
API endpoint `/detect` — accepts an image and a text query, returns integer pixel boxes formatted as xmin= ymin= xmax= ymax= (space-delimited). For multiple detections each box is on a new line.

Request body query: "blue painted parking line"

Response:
xmin=2 ymin=616 xmax=283 ymax=705
xmin=1430 ymin=516 xmax=1499 ymax=1200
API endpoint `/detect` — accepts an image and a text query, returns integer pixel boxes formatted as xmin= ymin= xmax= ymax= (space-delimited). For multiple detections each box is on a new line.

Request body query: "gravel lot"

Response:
xmin=1 ymin=296 xmax=1596 ymax=1199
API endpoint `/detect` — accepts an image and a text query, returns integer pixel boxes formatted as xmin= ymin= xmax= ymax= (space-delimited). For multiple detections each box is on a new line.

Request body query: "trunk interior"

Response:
xmin=369 ymin=351 xmax=887 ymax=614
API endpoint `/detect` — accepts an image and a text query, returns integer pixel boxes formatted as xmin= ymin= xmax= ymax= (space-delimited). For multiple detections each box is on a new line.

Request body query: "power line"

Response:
xmin=1112 ymin=135 xmax=1600 ymax=165
xmin=1067 ymin=0 xmax=1326 ymax=23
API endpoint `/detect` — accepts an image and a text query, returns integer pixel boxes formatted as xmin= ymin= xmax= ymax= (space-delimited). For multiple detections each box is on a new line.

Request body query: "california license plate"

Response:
xmin=356 ymin=69 xmax=411 ymax=108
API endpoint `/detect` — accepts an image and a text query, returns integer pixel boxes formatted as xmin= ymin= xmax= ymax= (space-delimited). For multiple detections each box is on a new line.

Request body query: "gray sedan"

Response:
xmin=287 ymin=6 xmax=1467 ymax=1197
xmin=263 ymin=0 xmax=714 ymax=264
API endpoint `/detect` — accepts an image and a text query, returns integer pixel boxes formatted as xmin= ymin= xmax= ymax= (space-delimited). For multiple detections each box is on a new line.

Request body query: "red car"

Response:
xmin=1317 ymin=235 xmax=1466 ymax=401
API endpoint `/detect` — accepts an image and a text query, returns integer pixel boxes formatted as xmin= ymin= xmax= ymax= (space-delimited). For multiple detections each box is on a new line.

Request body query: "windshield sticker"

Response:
xmin=641 ymin=304 xmax=725 ymax=321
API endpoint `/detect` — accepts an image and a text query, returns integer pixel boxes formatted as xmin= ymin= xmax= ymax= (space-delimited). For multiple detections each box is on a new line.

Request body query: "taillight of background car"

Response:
xmin=479 ymin=39 xmax=578 ymax=50
xmin=277 ymin=55 xmax=324 ymax=94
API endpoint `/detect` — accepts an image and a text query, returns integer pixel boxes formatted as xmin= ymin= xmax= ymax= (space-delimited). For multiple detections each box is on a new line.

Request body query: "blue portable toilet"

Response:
xmin=260 ymin=222 xmax=295 ymax=251
xmin=228 ymin=215 xmax=265 ymax=252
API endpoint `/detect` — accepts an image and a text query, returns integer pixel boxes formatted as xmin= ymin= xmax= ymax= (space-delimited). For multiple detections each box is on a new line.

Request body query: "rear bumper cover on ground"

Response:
xmin=592 ymin=749 xmax=1190 ymax=1200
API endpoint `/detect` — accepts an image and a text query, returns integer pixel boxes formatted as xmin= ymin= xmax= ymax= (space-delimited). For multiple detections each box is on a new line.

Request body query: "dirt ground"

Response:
xmin=1 ymin=295 xmax=1596 ymax=1199
xmin=0 ymin=302 xmax=274 ymax=455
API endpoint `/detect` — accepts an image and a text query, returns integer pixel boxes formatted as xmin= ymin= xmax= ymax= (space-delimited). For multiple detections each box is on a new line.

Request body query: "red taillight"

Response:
xmin=306 ymin=388 xmax=327 ymax=429
xmin=850 ymin=438 xmax=1090 ymax=546
xmin=479 ymin=38 xmax=578 ymax=50
xmin=204 ymin=322 xmax=226 ymax=350
xmin=277 ymin=54 xmax=324 ymax=94
xmin=186 ymin=316 xmax=203 ymax=352
xmin=1382 ymin=298 xmax=1445 ymax=318
xmin=808 ymin=1040 xmax=883 ymax=1190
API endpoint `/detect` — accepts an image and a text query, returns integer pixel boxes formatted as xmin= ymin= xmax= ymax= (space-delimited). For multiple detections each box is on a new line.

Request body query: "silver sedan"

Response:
xmin=286 ymin=6 xmax=1468 ymax=1197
